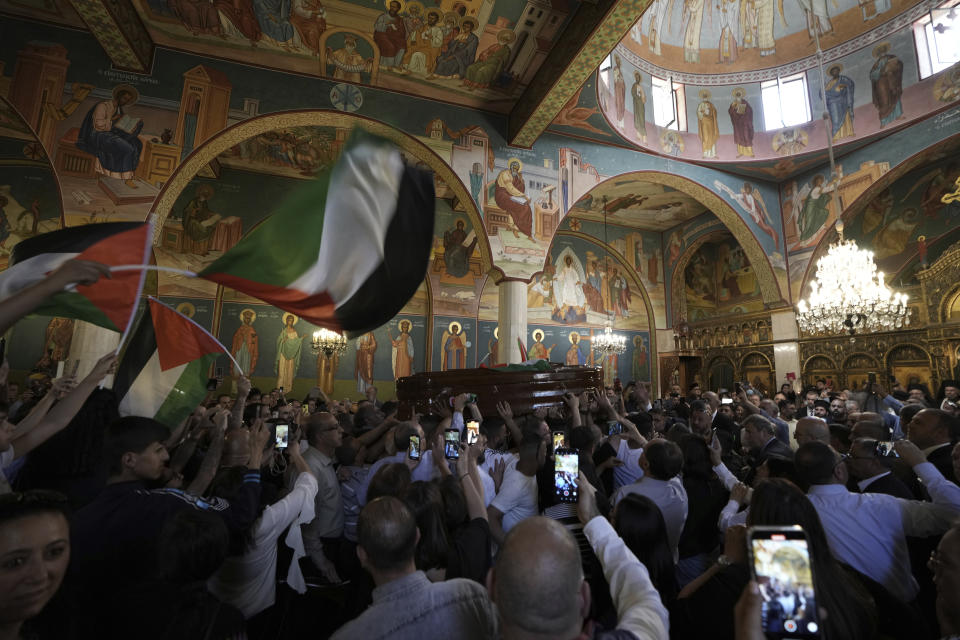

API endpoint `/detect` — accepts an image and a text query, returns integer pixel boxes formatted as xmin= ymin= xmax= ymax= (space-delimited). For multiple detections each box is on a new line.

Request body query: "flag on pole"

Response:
xmin=0 ymin=222 xmax=151 ymax=332
xmin=114 ymin=298 xmax=233 ymax=426
xmin=198 ymin=131 xmax=435 ymax=336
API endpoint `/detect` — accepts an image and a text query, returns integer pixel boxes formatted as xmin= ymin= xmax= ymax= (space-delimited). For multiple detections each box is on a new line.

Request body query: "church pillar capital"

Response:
xmin=771 ymin=310 xmax=801 ymax=391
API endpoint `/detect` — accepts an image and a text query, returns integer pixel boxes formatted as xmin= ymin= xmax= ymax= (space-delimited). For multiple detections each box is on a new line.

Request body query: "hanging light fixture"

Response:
xmin=311 ymin=328 xmax=348 ymax=357
xmin=795 ymin=31 xmax=910 ymax=337
xmin=593 ymin=195 xmax=627 ymax=356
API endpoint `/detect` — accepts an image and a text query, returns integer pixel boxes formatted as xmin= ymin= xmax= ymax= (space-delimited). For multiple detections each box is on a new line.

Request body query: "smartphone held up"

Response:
xmin=554 ymin=448 xmax=579 ymax=503
xmin=444 ymin=428 xmax=460 ymax=460
xmin=748 ymin=526 xmax=821 ymax=639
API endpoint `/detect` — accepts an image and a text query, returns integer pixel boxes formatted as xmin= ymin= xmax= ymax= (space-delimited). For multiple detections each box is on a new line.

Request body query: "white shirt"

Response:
xmin=301 ymin=447 xmax=343 ymax=543
xmin=613 ymin=438 xmax=644 ymax=490
xmin=477 ymin=465 xmax=496 ymax=506
xmin=613 ymin=476 xmax=688 ymax=562
xmin=490 ymin=466 xmax=538 ymax=534
xmin=208 ymin=472 xmax=318 ymax=617
xmin=583 ymin=516 xmax=669 ymax=639
xmin=806 ymin=461 xmax=960 ymax=602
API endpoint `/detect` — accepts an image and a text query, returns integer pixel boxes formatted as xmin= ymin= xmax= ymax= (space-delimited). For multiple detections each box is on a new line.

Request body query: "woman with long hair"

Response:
xmin=676 ymin=434 xmax=729 ymax=586
xmin=612 ymin=493 xmax=678 ymax=607
xmin=403 ymin=481 xmax=452 ymax=581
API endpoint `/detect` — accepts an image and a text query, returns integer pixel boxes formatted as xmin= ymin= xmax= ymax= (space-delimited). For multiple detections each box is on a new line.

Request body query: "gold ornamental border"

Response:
xmin=150 ymin=109 xmax=494 ymax=275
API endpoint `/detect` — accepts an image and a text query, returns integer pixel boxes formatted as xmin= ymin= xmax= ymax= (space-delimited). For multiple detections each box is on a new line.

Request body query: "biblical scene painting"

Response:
xmin=218 ymin=302 xmax=426 ymax=398
xmin=130 ymin=0 xmax=581 ymax=113
xmin=567 ymin=177 xmax=707 ymax=229
xmin=682 ymin=234 xmax=764 ymax=321
xmin=528 ymin=235 xmax=650 ymax=332
xmin=0 ymin=97 xmax=63 ymax=270
xmin=429 ymin=197 xmax=485 ymax=317
xmin=843 ymin=155 xmax=960 ymax=287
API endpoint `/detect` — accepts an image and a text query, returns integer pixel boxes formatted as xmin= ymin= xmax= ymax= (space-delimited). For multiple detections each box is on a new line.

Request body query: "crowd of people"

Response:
xmin=4 ymin=260 xmax=960 ymax=639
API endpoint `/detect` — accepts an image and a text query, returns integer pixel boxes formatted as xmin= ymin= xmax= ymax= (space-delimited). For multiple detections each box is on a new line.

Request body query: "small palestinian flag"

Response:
xmin=115 ymin=298 xmax=229 ymax=426
xmin=0 ymin=222 xmax=151 ymax=332
xmin=199 ymin=130 xmax=435 ymax=337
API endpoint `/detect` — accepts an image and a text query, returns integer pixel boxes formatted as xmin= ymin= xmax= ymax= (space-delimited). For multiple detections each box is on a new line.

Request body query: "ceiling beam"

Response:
xmin=507 ymin=0 xmax=651 ymax=148
xmin=68 ymin=0 xmax=154 ymax=72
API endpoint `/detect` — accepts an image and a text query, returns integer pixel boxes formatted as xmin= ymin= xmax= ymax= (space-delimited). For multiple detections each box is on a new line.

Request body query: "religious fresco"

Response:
xmin=523 ymin=322 xmax=653 ymax=385
xmin=547 ymin=74 xmax=618 ymax=143
xmin=0 ymin=0 xmax=86 ymax=28
xmin=429 ymin=196 xmax=485 ymax=317
xmin=682 ymin=234 xmax=765 ymax=321
xmin=529 ymin=234 xmax=651 ymax=331
xmin=784 ymin=102 xmax=960 ymax=300
xmin=433 ymin=315 xmax=476 ymax=371
xmin=600 ymin=26 xmax=957 ymax=168
xmin=0 ymin=97 xmax=63 ymax=270
xmin=217 ymin=301 xmax=427 ymax=397
xmin=621 ymin=0 xmax=918 ymax=76
xmin=124 ymin=0 xmax=580 ymax=114
xmin=155 ymin=296 xmax=215 ymax=331
xmin=842 ymin=156 xmax=960 ymax=287
xmin=566 ymin=177 xmax=707 ymax=229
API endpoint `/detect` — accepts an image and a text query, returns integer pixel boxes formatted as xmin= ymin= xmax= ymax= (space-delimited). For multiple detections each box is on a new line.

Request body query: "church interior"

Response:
xmin=1 ymin=0 xmax=959 ymax=397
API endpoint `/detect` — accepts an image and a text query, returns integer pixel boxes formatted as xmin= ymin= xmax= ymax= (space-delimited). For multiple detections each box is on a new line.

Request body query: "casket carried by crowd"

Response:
xmin=396 ymin=363 xmax=602 ymax=418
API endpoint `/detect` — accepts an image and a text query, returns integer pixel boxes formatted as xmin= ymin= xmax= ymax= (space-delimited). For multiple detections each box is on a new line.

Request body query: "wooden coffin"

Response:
xmin=396 ymin=364 xmax=602 ymax=418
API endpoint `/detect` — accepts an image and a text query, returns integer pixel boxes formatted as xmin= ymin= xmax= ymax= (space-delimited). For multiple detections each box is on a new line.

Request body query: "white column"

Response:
xmin=67 ymin=321 xmax=120 ymax=385
xmin=771 ymin=310 xmax=801 ymax=391
xmin=497 ymin=279 xmax=528 ymax=364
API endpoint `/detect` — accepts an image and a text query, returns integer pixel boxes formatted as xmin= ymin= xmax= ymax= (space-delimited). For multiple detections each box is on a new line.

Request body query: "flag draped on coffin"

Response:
xmin=0 ymin=222 xmax=151 ymax=332
xmin=198 ymin=131 xmax=436 ymax=337
xmin=115 ymin=298 xmax=227 ymax=426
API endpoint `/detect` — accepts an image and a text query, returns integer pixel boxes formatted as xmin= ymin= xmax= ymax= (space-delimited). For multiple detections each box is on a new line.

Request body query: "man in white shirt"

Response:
xmin=488 ymin=433 xmax=543 ymax=545
xmin=612 ymin=439 xmax=687 ymax=561
xmin=796 ymin=439 xmax=960 ymax=603
xmin=301 ymin=413 xmax=346 ymax=582
xmin=489 ymin=473 xmax=668 ymax=640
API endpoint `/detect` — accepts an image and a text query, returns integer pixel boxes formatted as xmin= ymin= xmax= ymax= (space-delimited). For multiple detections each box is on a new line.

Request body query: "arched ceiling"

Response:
xmin=618 ymin=0 xmax=924 ymax=80
xmin=568 ymin=177 xmax=707 ymax=229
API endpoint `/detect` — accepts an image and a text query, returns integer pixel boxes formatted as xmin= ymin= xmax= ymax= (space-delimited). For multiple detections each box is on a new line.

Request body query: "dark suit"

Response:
xmin=758 ymin=436 xmax=794 ymax=461
xmin=926 ymin=444 xmax=957 ymax=486
xmin=859 ymin=472 xmax=915 ymax=500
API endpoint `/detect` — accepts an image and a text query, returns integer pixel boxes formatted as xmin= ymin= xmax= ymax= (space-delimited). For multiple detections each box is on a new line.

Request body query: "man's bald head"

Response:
xmin=702 ymin=391 xmax=719 ymax=411
xmin=490 ymin=517 xmax=585 ymax=638
xmin=794 ymin=417 xmax=830 ymax=447
xmin=850 ymin=417 xmax=889 ymax=442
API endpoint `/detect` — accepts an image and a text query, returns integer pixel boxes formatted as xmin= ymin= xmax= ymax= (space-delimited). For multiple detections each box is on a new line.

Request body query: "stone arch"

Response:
xmin=799 ymin=132 xmax=960 ymax=299
xmin=940 ymin=283 xmax=960 ymax=324
xmin=150 ymin=109 xmax=494 ymax=274
xmin=554 ymin=170 xmax=783 ymax=307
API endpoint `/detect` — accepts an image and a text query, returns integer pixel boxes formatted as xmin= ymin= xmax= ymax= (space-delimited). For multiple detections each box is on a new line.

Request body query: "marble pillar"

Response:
xmin=497 ymin=279 xmax=528 ymax=364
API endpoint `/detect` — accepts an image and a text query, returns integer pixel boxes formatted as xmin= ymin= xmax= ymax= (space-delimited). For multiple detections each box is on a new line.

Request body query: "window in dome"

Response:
xmin=651 ymin=76 xmax=687 ymax=131
xmin=760 ymin=73 xmax=812 ymax=131
xmin=914 ymin=0 xmax=960 ymax=79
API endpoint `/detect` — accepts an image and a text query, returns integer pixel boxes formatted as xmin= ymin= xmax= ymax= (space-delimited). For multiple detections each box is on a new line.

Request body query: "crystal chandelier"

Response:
xmin=593 ymin=323 xmax=627 ymax=356
xmin=796 ymin=228 xmax=909 ymax=335
xmin=311 ymin=328 xmax=348 ymax=357
xmin=797 ymin=31 xmax=910 ymax=336
xmin=592 ymin=196 xmax=627 ymax=357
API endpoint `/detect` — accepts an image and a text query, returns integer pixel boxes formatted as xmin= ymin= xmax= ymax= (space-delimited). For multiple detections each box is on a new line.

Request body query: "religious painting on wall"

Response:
xmin=433 ymin=316 xmax=475 ymax=371
xmin=0 ymin=97 xmax=64 ymax=270
xmin=683 ymin=235 xmax=764 ymax=321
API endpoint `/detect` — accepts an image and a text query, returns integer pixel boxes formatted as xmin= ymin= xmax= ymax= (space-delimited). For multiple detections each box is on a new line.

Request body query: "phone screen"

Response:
xmin=875 ymin=441 xmax=899 ymax=457
xmin=408 ymin=435 xmax=421 ymax=460
xmin=466 ymin=421 xmax=479 ymax=445
xmin=749 ymin=526 xmax=820 ymax=638
xmin=444 ymin=429 xmax=460 ymax=459
xmin=554 ymin=449 xmax=579 ymax=502
xmin=552 ymin=431 xmax=565 ymax=451
xmin=275 ymin=424 xmax=289 ymax=449
xmin=721 ymin=398 xmax=734 ymax=405
xmin=607 ymin=421 xmax=622 ymax=436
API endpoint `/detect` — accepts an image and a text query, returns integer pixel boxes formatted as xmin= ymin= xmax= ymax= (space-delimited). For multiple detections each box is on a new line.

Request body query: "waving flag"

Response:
xmin=115 ymin=298 xmax=233 ymax=426
xmin=198 ymin=131 xmax=435 ymax=336
xmin=0 ymin=222 xmax=151 ymax=332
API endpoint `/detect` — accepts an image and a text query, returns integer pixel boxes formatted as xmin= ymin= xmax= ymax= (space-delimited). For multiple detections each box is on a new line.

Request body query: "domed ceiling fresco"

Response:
xmin=621 ymin=0 xmax=925 ymax=79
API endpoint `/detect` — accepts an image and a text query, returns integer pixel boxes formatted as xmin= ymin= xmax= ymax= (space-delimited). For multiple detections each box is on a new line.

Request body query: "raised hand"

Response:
xmin=50 ymin=259 xmax=111 ymax=288
xmin=496 ymin=400 xmax=513 ymax=421
xmin=88 ymin=353 xmax=118 ymax=381
xmin=237 ymin=375 xmax=251 ymax=397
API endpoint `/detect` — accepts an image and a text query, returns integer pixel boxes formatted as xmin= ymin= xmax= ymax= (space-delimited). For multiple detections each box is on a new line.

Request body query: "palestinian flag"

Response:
xmin=115 ymin=298 xmax=228 ymax=426
xmin=0 ymin=222 xmax=151 ymax=332
xmin=199 ymin=130 xmax=435 ymax=336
